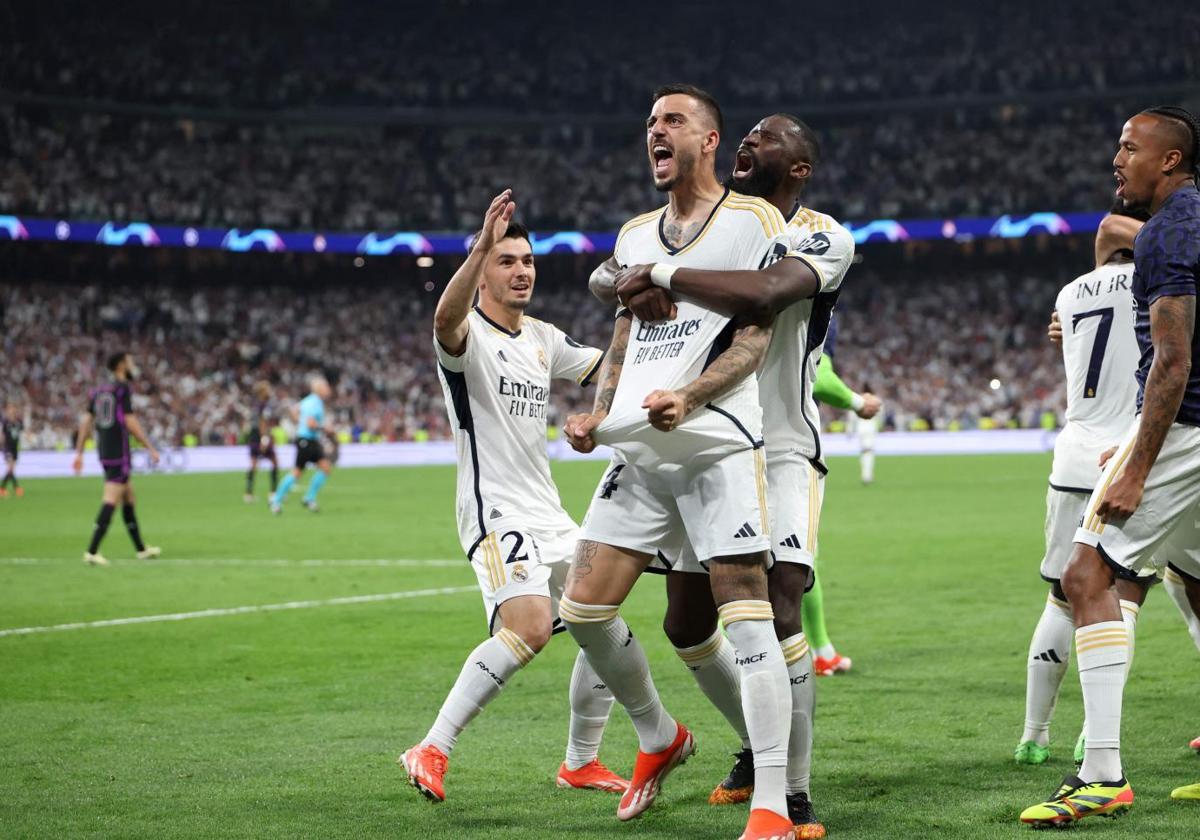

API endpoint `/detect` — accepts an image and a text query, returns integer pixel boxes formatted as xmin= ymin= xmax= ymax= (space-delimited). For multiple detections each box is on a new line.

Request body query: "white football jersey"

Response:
xmin=593 ymin=189 xmax=790 ymax=466
xmin=1050 ymin=262 xmax=1140 ymax=491
xmin=758 ymin=205 xmax=856 ymax=466
xmin=435 ymin=307 xmax=604 ymax=552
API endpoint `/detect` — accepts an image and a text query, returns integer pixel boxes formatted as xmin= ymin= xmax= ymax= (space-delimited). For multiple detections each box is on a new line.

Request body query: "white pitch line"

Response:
xmin=0 ymin=585 xmax=477 ymax=638
xmin=0 ymin=557 xmax=463 ymax=568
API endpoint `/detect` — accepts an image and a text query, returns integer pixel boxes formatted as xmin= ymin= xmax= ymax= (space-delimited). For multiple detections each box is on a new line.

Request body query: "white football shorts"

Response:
xmin=580 ymin=446 xmax=771 ymax=565
xmin=467 ymin=517 xmax=578 ymax=636
xmin=1074 ymin=420 xmax=1200 ymax=580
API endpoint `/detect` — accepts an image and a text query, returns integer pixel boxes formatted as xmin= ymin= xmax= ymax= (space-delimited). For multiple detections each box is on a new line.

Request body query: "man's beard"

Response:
xmin=726 ymin=159 xmax=785 ymax=198
xmin=654 ymin=150 xmax=695 ymax=192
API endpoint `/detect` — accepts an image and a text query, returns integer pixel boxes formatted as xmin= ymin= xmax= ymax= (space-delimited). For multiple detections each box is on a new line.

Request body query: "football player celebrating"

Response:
xmin=1020 ymin=106 xmax=1200 ymax=827
xmin=399 ymin=191 xmax=625 ymax=802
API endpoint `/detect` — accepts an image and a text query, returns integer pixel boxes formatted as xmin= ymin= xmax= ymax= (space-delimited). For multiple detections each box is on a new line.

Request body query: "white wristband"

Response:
xmin=850 ymin=393 xmax=866 ymax=412
xmin=650 ymin=263 xmax=678 ymax=290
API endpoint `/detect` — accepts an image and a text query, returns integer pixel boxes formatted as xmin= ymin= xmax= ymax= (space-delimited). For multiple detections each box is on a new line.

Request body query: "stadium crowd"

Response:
xmin=1 ymin=100 xmax=1151 ymax=231
xmin=7 ymin=1 xmax=1198 ymax=111
xmin=2 ymin=243 xmax=1070 ymax=451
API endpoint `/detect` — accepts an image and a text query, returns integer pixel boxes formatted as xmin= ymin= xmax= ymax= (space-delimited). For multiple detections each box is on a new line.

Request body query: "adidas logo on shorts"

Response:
xmin=734 ymin=523 xmax=757 ymax=539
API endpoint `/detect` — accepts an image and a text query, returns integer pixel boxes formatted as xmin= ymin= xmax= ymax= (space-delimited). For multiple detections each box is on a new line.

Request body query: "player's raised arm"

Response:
xmin=563 ymin=312 xmax=631 ymax=453
xmin=644 ymin=317 xmax=774 ymax=433
xmin=434 ymin=189 xmax=515 ymax=356
xmin=615 ymin=255 xmax=819 ymax=323
xmin=1094 ymin=213 xmax=1144 ymax=269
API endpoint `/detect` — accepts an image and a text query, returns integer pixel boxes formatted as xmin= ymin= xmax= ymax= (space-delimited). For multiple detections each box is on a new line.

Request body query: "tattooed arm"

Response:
xmin=1097 ymin=294 xmax=1195 ymax=521
xmin=643 ymin=318 xmax=774 ymax=432
xmin=564 ymin=312 xmax=631 ymax=452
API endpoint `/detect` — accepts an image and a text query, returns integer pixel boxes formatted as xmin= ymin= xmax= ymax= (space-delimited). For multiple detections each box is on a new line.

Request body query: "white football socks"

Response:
xmin=560 ymin=598 xmax=677 ymax=754
xmin=1119 ymin=599 xmax=1140 ymax=679
xmin=423 ymin=627 xmax=533 ymax=754
xmin=780 ymin=633 xmax=815 ymax=796
xmin=1021 ymin=593 xmax=1073 ymax=746
xmin=674 ymin=629 xmax=751 ymax=750
xmin=1075 ymin=620 xmax=1128 ymax=782
xmin=564 ymin=648 xmax=615 ymax=770
xmin=719 ymin=600 xmax=791 ymax=819
xmin=860 ymin=450 xmax=875 ymax=484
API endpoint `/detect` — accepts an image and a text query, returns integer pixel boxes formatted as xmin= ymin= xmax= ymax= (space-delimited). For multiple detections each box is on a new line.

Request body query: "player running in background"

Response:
xmin=803 ymin=317 xmax=881 ymax=678
xmin=399 ymin=192 xmax=625 ymax=803
xmin=72 ymin=352 xmax=161 ymax=567
xmin=814 ymin=317 xmax=883 ymax=487
xmin=244 ymin=381 xmax=279 ymax=502
xmin=608 ymin=111 xmax=852 ymax=838
xmin=565 ymin=92 xmax=813 ymax=840
xmin=270 ymin=377 xmax=333 ymax=514
xmin=1 ymin=401 xmax=24 ymax=498
xmin=1021 ymin=106 xmax=1200 ymax=827
xmin=1014 ymin=204 xmax=1149 ymax=768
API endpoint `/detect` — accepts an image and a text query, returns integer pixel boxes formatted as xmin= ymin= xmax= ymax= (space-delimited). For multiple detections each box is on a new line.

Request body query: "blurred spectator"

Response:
xmin=0 ymin=100 xmax=1149 ymax=231
xmin=1 ymin=240 xmax=1084 ymax=449
xmin=6 ymin=1 xmax=1197 ymax=111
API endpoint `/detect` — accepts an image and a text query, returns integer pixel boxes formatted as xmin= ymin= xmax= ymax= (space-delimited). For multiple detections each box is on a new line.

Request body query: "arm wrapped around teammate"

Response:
xmin=642 ymin=318 xmax=774 ymax=433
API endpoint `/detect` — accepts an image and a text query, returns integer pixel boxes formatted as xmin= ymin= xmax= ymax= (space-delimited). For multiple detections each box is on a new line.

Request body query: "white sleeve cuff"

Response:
xmin=650 ymin=263 xmax=678 ymax=290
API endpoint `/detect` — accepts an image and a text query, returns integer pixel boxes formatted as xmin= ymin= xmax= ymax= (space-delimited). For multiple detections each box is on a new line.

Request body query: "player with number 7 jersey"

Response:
xmin=1014 ymin=206 xmax=1146 ymax=769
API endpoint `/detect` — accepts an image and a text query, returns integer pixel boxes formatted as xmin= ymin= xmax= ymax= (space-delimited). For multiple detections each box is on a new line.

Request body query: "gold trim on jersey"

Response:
xmin=1083 ymin=437 xmax=1137 ymax=533
xmin=806 ymin=466 xmax=821 ymax=554
xmin=753 ymin=448 xmax=770 ymax=535
xmin=477 ymin=532 xmax=504 ymax=592
xmin=577 ymin=350 xmax=605 ymax=385
xmin=615 ymin=207 xmax=667 ymax=252
xmin=788 ymin=205 xmax=836 ymax=233
xmin=785 ymin=252 xmax=828 ymax=290
xmin=726 ymin=194 xmax=787 ymax=239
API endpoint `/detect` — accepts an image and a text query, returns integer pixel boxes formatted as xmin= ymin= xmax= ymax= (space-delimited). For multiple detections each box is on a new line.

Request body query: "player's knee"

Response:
xmin=771 ymin=605 xmax=802 ymax=640
xmin=1114 ymin=577 xmax=1148 ymax=606
xmin=661 ymin=608 xmax=716 ymax=649
xmin=709 ymin=554 xmax=769 ymax=603
xmin=515 ymin=624 xmax=551 ymax=654
xmin=1061 ymin=546 xmax=1110 ymax=601
xmin=767 ymin=563 xmax=808 ymax=637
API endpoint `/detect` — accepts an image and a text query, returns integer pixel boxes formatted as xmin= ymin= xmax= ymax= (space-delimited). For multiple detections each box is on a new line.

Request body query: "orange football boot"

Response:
xmin=399 ymin=743 xmax=449 ymax=802
xmin=617 ymin=722 xmax=695 ymax=820
xmin=556 ymin=759 xmax=629 ymax=793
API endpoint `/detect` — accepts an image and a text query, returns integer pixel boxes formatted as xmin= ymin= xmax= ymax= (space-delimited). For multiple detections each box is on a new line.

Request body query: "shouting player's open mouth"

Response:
xmin=1114 ymin=170 xmax=1126 ymax=198
xmin=652 ymin=144 xmax=673 ymax=177
xmin=732 ymin=147 xmax=756 ymax=181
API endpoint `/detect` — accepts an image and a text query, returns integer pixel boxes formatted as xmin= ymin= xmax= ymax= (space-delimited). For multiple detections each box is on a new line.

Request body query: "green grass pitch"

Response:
xmin=1 ymin=454 xmax=1197 ymax=839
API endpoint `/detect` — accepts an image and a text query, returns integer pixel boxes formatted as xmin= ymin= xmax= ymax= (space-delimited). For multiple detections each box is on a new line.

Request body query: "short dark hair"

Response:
xmin=469 ymin=220 xmax=531 ymax=254
xmin=775 ymin=113 xmax=821 ymax=168
xmin=652 ymin=83 xmax=723 ymax=136
xmin=1141 ymin=105 xmax=1200 ymax=178
xmin=106 ymin=351 xmax=129 ymax=372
